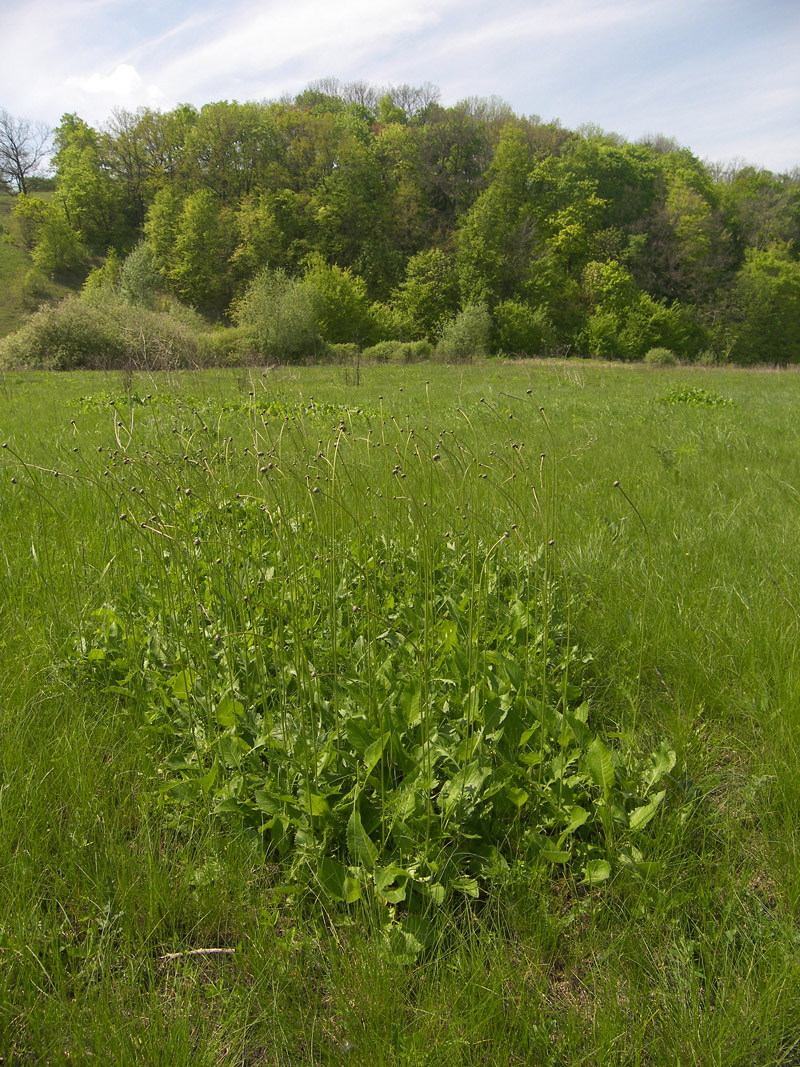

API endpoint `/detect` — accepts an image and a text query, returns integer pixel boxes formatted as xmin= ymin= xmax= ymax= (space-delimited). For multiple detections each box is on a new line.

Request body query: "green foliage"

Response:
xmin=52 ymin=113 xmax=127 ymax=251
xmin=580 ymin=260 xmax=700 ymax=360
xmin=80 ymin=499 xmax=671 ymax=910
xmin=362 ymin=339 xmax=433 ymax=363
xmin=726 ymin=247 xmax=800 ymax=364
xmin=14 ymin=194 xmax=87 ymax=276
xmin=0 ymin=293 xmax=206 ymax=370
xmin=456 ymin=125 xmax=536 ymax=305
xmin=19 ymin=267 xmax=54 ymax=310
xmin=436 ymin=303 xmax=492 ymax=361
xmin=12 ymin=192 xmax=48 ymax=250
xmin=232 ymin=267 xmax=323 ymax=362
xmin=391 ymin=248 xmax=459 ymax=340
xmin=494 ymin=300 xmax=554 ymax=356
xmin=658 ymin=384 xmax=733 ymax=407
xmin=168 ymin=189 xmax=235 ymax=314
xmin=2 ymin=89 xmax=798 ymax=359
xmin=119 ymin=241 xmax=163 ymax=305
xmin=644 ymin=347 xmax=678 ymax=367
xmin=301 ymin=253 xmax=375 ymax=345
xmin=82 ymin=249 xmax=122 ymax=298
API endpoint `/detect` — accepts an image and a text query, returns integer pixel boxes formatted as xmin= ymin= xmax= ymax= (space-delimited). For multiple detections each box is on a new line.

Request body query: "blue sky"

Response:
xmin=1 ymin=0 xmax=798 ymax=172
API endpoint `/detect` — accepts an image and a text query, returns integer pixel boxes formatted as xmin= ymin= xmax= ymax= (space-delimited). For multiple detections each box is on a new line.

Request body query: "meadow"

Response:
xmin=1 ymin=359 xmax=798 ymax=1065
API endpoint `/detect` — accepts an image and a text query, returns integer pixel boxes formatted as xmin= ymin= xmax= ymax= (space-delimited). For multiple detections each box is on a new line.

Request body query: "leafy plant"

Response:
xmin=644 ymin=346 xmax=678 ymax=367
xmin=81 ymin=494 xmax=674 ymax=911
xmin=658 ymin=384 xmax=733 ymax=407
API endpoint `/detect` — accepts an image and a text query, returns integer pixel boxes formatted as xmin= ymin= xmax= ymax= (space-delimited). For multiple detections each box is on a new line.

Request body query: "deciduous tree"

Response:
xmin=0 ymin=109 xmax=51 ymax=194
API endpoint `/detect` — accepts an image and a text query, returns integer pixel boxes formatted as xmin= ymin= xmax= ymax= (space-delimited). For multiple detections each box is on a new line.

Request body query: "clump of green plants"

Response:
xmin=658 ymin=384 xmax=733 ymax=407
xmin=436 ymin=303 xmax=492 ymax=362
xmin=644 ymin=347 xmax=678 ymax=367
xmin=362 ymin=339 xmax=433 ymax=363
xmin=72 ymin=404 xmax=675 ymax=926
xmin=0 ymin=294 xmax=209 ymax=370
xmin=82 ymin=516 xmax=674 ymax=911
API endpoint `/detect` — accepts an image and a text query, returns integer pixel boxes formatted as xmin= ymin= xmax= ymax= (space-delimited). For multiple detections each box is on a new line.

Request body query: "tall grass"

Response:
xmin=1 ymin=362 xmax=799 ymax=1064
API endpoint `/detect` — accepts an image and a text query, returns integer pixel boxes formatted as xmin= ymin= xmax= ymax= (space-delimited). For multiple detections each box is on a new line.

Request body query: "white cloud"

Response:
xmin=0 ymin=0 xmax=797 ymax=170
xmin=65 ymin=64 xmax=164 ymax=109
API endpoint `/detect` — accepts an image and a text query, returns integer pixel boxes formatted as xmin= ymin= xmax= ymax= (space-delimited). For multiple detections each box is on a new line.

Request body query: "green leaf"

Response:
xmin=618 ymin=847 xmax=661 ymax=878
xmin=451 ymin=876 xmax=480 ymax=898
xmin=582 ymin=859 xmax=611 ymax=885
xmin=169 ymin=668 xmax=196 ymax=701
xmin=363 ymin=735 xmax=386 ymax=777
xmin=303 ymin=792 xmax=330 ymax=818
xmin=643 ymin=741 xmax=676 ymax=794
xmin=505 ymin=785 xmax=529 ymax=808
xmin=347 ymin=809 xmax=378 ymax=870
xmin=318 ymin=857 xmax=362 ymax=903
xmin=216 ymin=693 xmax=244 ymax=727
xmin=440 ymin=764 xmax=490 ymax=815
xmin=540 ymin=849 xmax=571 ymax=864
xmin=586 ymin=737 xmax=615 ymax=795
xmin=374 ymin=863 xmax=408 ymax=904
xmin=628 ymin=789 xmax=666 ymax=831
xmin=564 ymin=707 xmax=592 ymax=748
xmin=556 ymin=804 xmax=590 ymax=847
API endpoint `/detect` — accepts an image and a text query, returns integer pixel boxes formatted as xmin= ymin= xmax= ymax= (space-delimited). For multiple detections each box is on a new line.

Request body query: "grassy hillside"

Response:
xmin=1 ymin=361 xmax=798 ymax=1064
xmin=0 ymin=190 xmax=75 ymax=337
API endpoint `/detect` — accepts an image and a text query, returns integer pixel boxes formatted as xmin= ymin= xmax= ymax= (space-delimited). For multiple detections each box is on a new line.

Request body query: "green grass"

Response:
xmin=1 ymin=360 xmax=799 ymax=1065
xmin=0 ymin=191 xmax=76 ymax=338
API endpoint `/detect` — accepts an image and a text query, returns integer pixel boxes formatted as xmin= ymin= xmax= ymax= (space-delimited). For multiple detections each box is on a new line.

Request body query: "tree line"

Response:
xmin=3 ymin=80 xmax=800 ymax=363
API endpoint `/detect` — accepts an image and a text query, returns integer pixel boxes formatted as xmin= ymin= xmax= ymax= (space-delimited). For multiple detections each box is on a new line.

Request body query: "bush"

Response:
xmin=581 ymin=309 xmax=626 ymax=360
xmin=362 ymin=339 xmax=433 ymax=363
xmin=494 ymin=300 xmax=554 ymax=356
xmin=725 ymin=248 xmax=800 ymax=364
xmin=233 ymin=269 xmax=323 ymax=363
xmin=436 ymin=303 xmax=492 ymax=362
xmin=0 ymin=295 xmax=205 ymax=370
xmin=120 ymin=242 xmax=163 ymax=306
xmin=198 ymin=326 xmax=258 ymax=368
xmin=0 ymin=297 xmax=125 ymax=369
xmin=643 ymin=347 xmax=678 ymax=367
xmin=301 ymin=254 xmax=375 ymax=346
xmin=20 ymin=268 xmax=55 ymax=310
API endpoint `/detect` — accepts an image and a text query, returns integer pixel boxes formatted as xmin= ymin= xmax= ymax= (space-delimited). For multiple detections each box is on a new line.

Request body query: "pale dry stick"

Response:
xmin=158 ymin=948 xmax=237 ymax=963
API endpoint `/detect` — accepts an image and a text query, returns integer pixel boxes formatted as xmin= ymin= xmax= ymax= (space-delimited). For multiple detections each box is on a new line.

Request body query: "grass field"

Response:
xmin=1 ymin=360 xmax=799 ymax=1065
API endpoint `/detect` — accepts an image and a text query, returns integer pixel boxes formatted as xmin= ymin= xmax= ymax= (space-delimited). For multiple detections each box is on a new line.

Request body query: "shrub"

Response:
xmin=198 ymin=326 xmax=258 ymax=367
xmin=301 ymin=254 xmax=375 ymax=346
xmin=233 ymin=269 xmax=323 ymax=364
xmin=644 ymin=347 xmax=678 ymax=367
xmin=362 ymin=339 xmax=433 ymax=363
xmin=328 ymin=342 xmax=360 ymax=365
xmin=0 ymin=295 xmax=205 ymax=371
xmin=581 ymin=309 xmax=626 ymax=360
xmin=0 ymin=297 xmax=125 ymax=369
xmin=436 ymin=303 xmax=492 ymax=362
xmin=20 ymin=268 xmax=54 ymax=310
xmin=725 ymin=248 xmax=800 ymax=364
xmin=119 ymin=241 xmax=163 ymax=306
xmin=495 ymin=300 xmax=554 ymax=356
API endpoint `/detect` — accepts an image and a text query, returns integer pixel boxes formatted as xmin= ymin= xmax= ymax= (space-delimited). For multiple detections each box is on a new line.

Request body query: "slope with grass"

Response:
xmin=1 ymin=362 xmax=798 ymax=1065
xmin=0 ymin=190 xmax=77 ymax=337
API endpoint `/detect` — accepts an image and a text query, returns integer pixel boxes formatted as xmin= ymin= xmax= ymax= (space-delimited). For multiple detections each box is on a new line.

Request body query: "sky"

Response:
xmin=1 ymin=0 xmax=798 ymax=173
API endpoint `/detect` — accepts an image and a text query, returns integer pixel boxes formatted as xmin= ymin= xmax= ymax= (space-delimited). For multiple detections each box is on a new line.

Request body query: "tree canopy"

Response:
xmin=4 ymin=83 xmax=799 ymax=363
